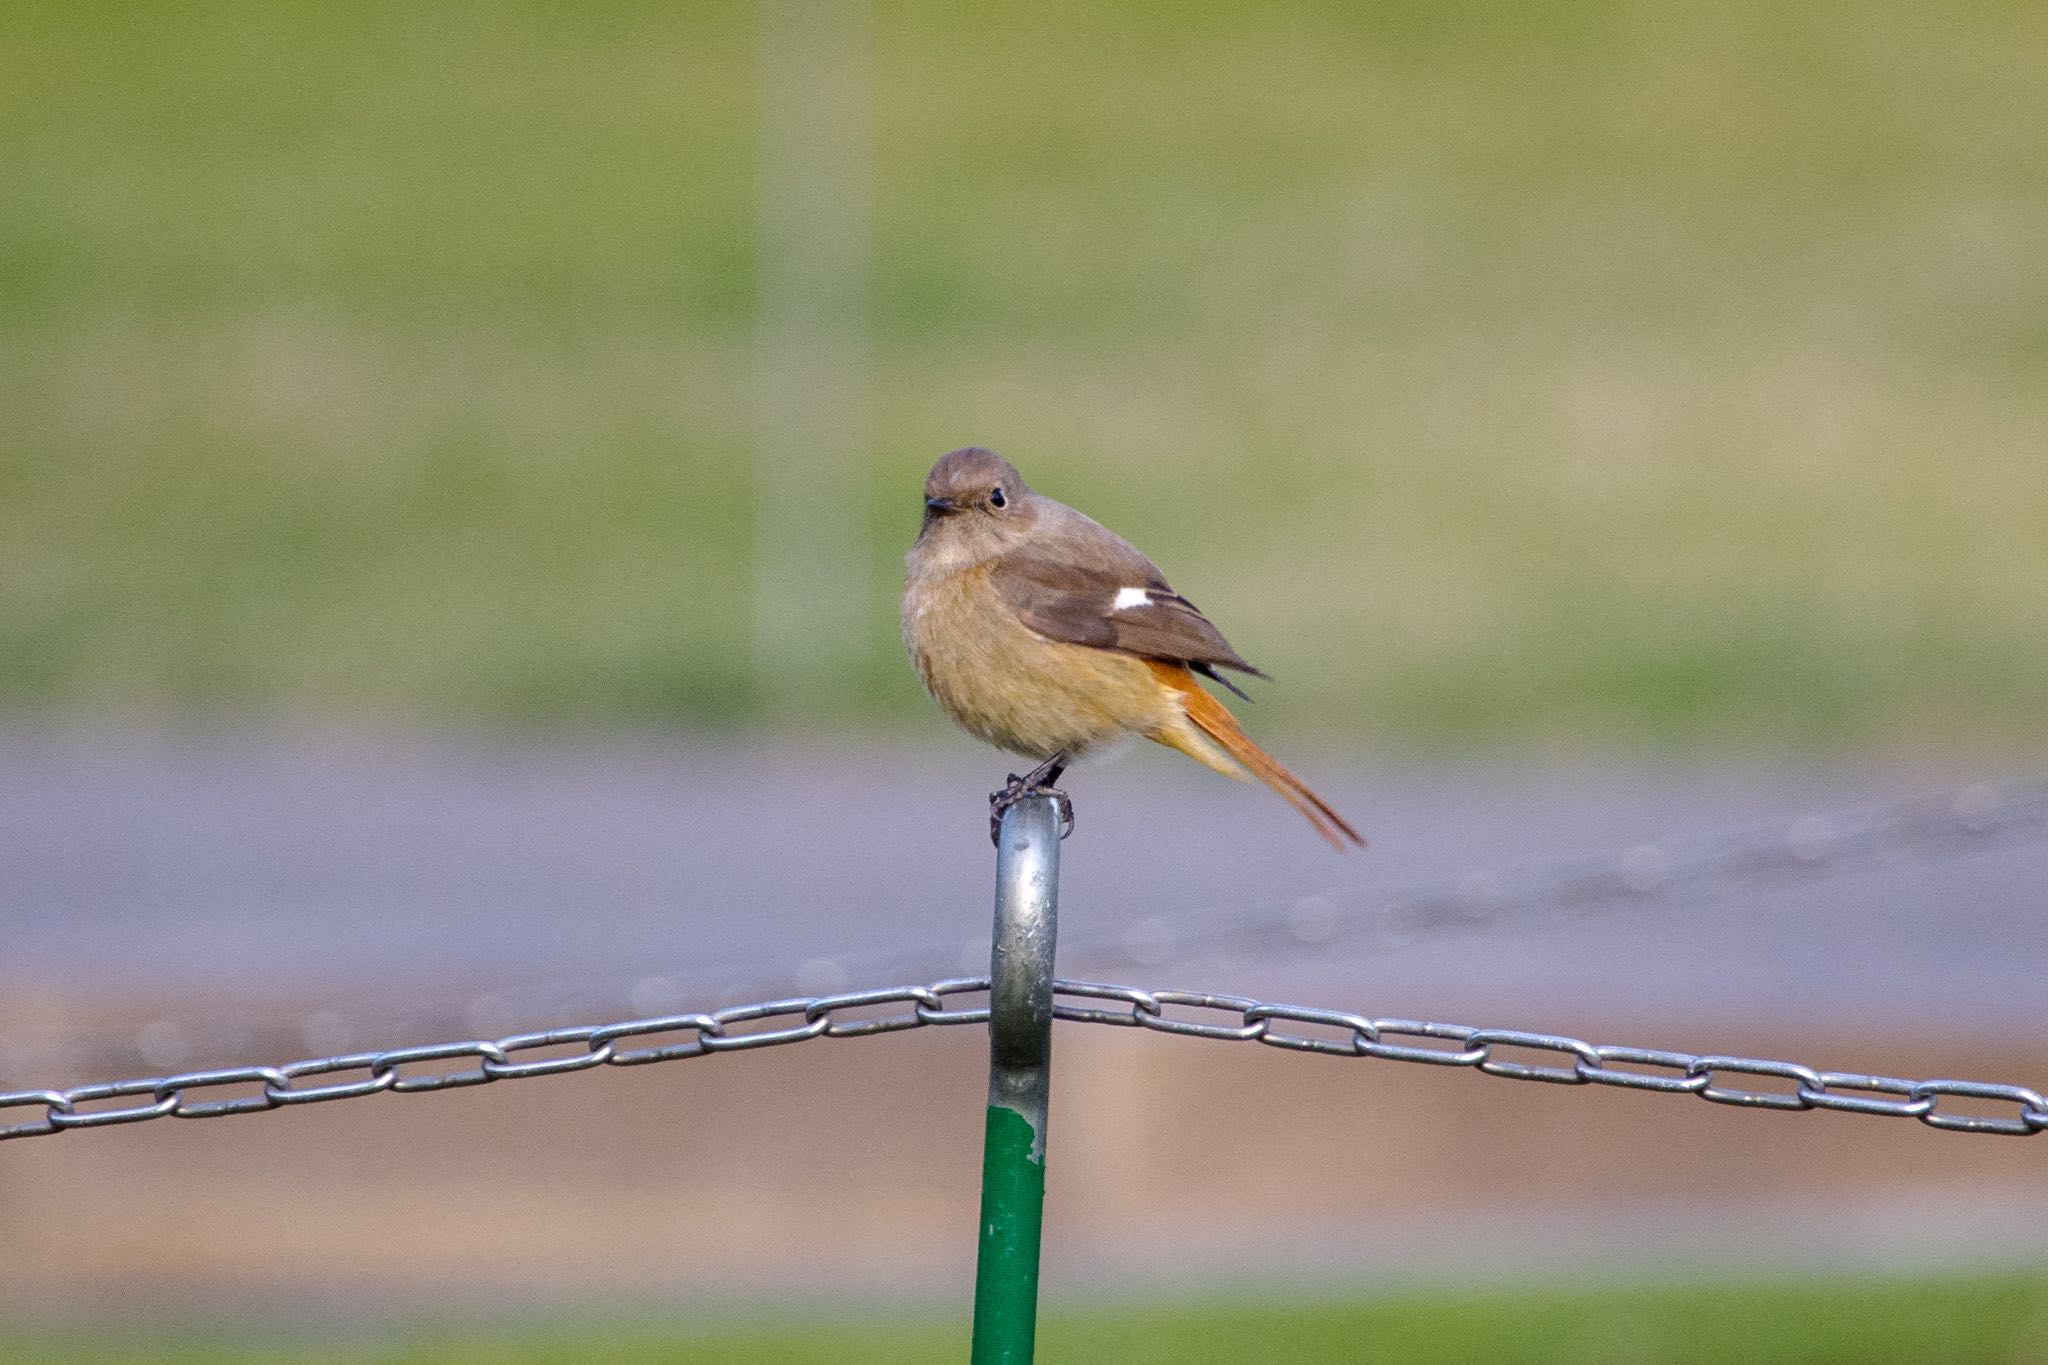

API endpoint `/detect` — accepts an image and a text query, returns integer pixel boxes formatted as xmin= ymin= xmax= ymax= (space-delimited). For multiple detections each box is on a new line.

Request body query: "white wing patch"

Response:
xmin=1112 ymin=586 xmax=1153 ymax=612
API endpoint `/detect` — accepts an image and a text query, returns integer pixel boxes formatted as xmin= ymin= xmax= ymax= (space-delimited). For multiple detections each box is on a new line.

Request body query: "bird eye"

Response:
xmin=989 ymin=486 xmax=1006 ymax=508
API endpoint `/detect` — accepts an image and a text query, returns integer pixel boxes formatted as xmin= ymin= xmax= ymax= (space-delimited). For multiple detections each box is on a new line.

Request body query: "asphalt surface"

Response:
xmin=3 ymin=727 xmax=2044 ymax=1073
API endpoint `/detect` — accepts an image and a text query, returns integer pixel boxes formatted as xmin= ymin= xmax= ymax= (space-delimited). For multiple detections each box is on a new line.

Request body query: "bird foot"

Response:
xmin=989 ymin=775 xmax=1076 ymax=845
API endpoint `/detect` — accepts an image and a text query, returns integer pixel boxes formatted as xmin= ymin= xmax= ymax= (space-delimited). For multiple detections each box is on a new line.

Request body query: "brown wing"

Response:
xmin=989 ymin=506 xmax=1265 ymax=679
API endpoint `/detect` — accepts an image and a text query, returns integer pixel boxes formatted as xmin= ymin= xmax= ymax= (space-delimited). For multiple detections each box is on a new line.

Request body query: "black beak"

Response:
xmin=924 ymin=496 xmax=957 ymax=515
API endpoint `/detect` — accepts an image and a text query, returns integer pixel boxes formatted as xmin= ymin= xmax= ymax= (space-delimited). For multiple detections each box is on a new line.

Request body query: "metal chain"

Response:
xmin=0 ymin=982 xmax=995 ymax=1139
xmin=1045 ymin=981 xmax=2048 ymax=1136
xmin=5 ymin=977 xmax=2042 ymax=1142
xmin=1075 ymin=774 xmax=2048 ymax=971
xmin=25 ymin=774 xmax=2043 ymax=1078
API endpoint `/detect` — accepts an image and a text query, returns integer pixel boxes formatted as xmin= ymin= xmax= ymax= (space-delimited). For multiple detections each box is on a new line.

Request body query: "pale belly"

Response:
xmin=903 ymin=564 xmax=1167 ymax=761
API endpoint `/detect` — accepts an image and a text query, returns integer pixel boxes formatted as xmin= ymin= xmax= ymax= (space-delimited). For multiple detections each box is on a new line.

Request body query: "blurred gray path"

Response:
xmin=2 ymin=728 xmax=2044 ymax=1069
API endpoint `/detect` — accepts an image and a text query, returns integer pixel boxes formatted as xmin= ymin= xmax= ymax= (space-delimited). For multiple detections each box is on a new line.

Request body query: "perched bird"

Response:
xmin=902 ymin=447 xmax=1363 ymax=849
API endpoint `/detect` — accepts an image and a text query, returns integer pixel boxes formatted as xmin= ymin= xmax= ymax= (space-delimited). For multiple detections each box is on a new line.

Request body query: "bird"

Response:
xmin=901 ymin=446 xmax=1363 ymax=849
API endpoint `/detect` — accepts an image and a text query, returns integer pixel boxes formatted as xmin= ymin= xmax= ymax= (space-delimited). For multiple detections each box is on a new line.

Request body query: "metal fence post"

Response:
xmin=970 ymin=794 xmax=1061 ymax=1364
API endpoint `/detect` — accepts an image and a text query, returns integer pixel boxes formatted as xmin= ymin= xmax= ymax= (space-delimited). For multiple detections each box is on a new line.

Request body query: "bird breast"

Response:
xmin=902 ymin=563 xmax=1168 ymax=761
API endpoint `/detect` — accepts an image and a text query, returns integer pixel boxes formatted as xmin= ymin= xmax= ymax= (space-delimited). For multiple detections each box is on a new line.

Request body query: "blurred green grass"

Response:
xmin=12 ymin=1272 xmax=2048 ymax=1363
xmin=3 ymin=1 xmax=2045 ymax=746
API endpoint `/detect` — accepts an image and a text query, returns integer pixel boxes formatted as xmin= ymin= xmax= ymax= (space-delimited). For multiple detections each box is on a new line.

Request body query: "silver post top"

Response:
xmin=989 ymin=795 xmax=1061 ymax=1073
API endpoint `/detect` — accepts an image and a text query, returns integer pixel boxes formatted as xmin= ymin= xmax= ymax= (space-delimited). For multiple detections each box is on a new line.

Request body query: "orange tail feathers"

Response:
xmin=1146 ymin=661 xmax=1365 ymax=850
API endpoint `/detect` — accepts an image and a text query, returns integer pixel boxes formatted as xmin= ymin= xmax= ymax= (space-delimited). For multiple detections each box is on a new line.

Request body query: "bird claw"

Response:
xmin=989 ymin=774 xmax=1076 ymax=845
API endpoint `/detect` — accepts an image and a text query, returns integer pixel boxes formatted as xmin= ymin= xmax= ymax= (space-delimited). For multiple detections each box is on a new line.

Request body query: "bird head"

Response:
xmin=915 ymin=447 xmax=1035 ymax=560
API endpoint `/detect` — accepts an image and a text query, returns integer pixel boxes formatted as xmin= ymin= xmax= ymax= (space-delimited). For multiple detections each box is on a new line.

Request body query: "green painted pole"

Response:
xmin=971 ymin=794 xmax=1061 ymax=1364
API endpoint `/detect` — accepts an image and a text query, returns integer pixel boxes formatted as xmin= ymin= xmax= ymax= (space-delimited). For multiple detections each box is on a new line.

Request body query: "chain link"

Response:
xmin=6 ymin=976 xmax=2041 ymax=1141
xmin=1068 ymin=984 xmax=2048 ymax=1137
xmin=1072 ymin=775 xmax=2048 ymax=973
xmin=22 ymin=775 xmax=2042 ymax=1078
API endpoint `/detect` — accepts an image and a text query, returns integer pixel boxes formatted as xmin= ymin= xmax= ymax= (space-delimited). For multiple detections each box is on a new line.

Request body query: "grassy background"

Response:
xmin=12 ymin=1273 xmax=2048 ymax=1363
xmin=3 ymin=1 xmax=2045 ymax=747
